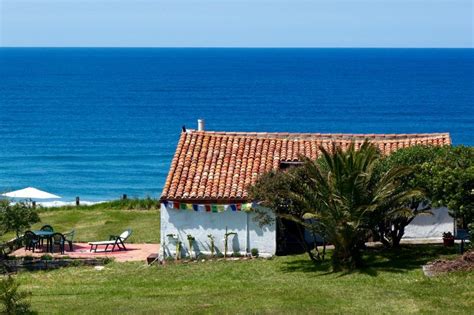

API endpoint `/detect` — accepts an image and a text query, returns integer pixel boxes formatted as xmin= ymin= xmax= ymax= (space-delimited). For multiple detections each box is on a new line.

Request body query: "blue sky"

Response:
xmin=0 ymin=0 xmax=472 ymax=47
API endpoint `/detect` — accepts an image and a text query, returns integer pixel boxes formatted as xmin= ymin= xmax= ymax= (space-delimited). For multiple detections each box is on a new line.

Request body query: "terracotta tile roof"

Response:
xmin=161 ymin=130 xmax=451 ymax=203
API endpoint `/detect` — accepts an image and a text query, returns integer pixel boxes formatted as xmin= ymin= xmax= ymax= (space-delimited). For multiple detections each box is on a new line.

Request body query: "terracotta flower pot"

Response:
xmin=443 ymin=237 xmax=455 ymax=247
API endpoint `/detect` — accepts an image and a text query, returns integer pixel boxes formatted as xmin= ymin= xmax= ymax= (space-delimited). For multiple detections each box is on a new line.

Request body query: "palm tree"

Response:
xmin=251 ymin=141 xmax=421 ymax=271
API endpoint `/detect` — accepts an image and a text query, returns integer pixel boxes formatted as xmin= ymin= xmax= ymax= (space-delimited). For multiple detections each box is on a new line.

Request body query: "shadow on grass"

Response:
xmin=358 ymin=244 xmax=458 ymax=276
xmin=281 ymin=244 xmax=459 ymax=277
xmin=280 ymin=258 xmax=332 ymax=275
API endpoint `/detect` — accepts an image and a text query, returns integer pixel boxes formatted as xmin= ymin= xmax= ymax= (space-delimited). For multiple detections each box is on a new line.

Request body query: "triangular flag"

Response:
xmin=241 ymin=203 xmax=252 ymax=212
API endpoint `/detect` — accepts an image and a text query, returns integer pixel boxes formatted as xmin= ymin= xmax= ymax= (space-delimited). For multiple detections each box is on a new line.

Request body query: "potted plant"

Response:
xmin=442 ymin=231 xmax=455 ymax=247
xmin=251 ymin=248 xmax=259 ymax=258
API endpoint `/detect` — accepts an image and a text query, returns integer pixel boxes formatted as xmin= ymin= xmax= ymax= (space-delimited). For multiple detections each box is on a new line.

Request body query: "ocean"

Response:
xmin=0 ymin=48 xmax=473 ymax=202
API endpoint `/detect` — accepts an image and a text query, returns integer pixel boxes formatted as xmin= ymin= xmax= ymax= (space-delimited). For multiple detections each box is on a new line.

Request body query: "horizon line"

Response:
xmin=0 ymin=46 xmax=473 ymax=49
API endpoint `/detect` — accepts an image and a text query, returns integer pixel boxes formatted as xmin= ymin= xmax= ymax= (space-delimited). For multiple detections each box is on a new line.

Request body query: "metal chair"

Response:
xmin=63 ymin=230 xmax=75 ymax=251
xmin=51 ymin=233 xmax=65 ymax=254
xmin=23 ymin=231 xmax=40 ymax=252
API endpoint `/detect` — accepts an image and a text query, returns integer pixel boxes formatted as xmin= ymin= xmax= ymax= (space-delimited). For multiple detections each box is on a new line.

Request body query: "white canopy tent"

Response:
xmin=1 ymin=187 xmax=61 ymax=200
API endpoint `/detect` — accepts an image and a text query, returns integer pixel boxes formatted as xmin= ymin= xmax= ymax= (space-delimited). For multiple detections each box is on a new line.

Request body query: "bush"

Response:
xmin=103 ymin=257 xmax=114 ymax=265
xmin=70 ymin=260 xmax=83 ymax=267
xmin=251 ymin=248 xmax=259 ymax=257
xmin=40 ymin=254 xmax=53 ymax=261
xmin=0 ymin=275 xmax=33 ymax=315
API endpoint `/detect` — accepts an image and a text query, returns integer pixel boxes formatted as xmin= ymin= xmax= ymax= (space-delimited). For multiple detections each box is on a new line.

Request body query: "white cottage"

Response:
xmin=160 ymin=123 xmax=452 ymax=258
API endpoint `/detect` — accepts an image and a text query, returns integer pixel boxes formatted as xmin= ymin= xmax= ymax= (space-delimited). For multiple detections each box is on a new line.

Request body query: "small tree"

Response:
xmin=376 ymin=145 xmax=474 ymax=241
xmin=374 ymin=145 xmax=443 ymax=247
xmin=0 ymin=200 xmax=40 ymax=238
xmin=426 ymin=146 xmax=474 ymax=228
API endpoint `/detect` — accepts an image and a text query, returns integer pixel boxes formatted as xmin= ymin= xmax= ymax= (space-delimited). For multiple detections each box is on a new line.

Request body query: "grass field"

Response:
xmin=1 ymin=200 xmax=160 ymax=243
xmin=14 ymin=245 xmax=473 ymax=314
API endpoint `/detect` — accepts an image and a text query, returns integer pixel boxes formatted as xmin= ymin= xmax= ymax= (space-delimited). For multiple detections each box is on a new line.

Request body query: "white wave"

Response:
xmin=38 ymin=200 xmax=107 ymax=207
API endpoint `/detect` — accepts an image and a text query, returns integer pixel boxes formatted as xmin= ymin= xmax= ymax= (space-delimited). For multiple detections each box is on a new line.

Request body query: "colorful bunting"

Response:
xmin=163 ymin=201 xmax=254 ymax=213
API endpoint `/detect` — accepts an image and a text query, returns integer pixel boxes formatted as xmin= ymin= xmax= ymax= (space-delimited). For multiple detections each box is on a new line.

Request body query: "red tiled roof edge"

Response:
xmin=161 ymin=131 xmax=187 ymax=199
xmin=160 ymin=130 xmax=451 ymax=202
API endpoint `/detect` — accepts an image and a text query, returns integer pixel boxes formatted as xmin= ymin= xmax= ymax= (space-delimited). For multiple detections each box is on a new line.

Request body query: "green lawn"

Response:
xmin=1 ymin=208 xmax=160 ymax=243
xmin=14 ymin=245 xmax=473 ymax=314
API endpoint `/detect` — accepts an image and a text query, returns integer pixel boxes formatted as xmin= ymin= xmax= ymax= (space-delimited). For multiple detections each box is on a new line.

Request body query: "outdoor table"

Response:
xmin=32 ymin=230 xmax=55 ymax=253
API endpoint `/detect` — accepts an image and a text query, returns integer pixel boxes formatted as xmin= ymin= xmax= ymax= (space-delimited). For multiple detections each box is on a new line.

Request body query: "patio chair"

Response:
xmin=23 ymin=231 xmax=40 ymax=252
xmin=51 ymin=233 xmax=65 ymax=254
xmin=63 ymin=230 xmax=75 ymax=251
xmin=88 ymin=229 xmax=132 ymax=252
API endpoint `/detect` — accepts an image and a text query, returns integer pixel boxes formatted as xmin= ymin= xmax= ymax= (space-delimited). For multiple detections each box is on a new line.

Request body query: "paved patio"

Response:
xmin=12 ymin=243 xmax=159 ymax=262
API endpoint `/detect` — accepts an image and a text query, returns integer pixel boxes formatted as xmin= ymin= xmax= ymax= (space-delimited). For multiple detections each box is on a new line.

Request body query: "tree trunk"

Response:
xmin=331 ymin=243 xmax=362 ymax=271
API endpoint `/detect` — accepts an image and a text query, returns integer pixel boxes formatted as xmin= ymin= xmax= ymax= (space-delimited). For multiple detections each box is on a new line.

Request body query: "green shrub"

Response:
xmin=251 ymin=248 xmax=259 ymax=257
xmin=0 ymin=275 xmax=32 ymax=315
xmin=103 ymin=257 xmax=114 ymax=265
xmin=40 ymin=254 xmax=53 ymax=261
xmin=23 ymin=256 xmax=34 ymax=262
xmin=70 ymin=260 xmax=83 ymax=267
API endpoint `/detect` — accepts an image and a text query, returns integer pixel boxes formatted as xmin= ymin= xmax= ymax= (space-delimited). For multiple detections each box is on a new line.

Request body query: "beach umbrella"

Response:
xmin=1 ymin=187 xmax=61 ymax=199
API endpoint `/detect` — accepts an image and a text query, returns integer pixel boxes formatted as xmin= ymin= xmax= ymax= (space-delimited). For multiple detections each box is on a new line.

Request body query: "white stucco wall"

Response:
xmin=160 ymin=203 xmax=276 ymax=258
xmin=403 ymin=207 xmax=454 ymax=239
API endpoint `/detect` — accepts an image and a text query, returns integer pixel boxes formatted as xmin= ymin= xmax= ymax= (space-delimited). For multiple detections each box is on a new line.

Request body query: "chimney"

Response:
xmin=197 ymin=119 xmax=205 ymax=131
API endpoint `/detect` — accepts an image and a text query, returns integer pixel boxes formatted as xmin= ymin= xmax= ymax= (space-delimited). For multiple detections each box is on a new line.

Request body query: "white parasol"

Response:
xmin=1 ymin=187 xmax=61 ymax=199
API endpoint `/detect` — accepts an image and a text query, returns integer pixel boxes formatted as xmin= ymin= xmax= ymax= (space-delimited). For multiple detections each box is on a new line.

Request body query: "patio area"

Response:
xmin=12 ymin=243 xmax=159 ymax=262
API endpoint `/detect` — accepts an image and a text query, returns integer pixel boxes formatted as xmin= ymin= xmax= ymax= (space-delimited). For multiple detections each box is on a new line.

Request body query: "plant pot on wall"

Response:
xmin=443 ymin=237 xmax=455 ymax=247
xmin=442 ymin=232 xmax=455 ymax=247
